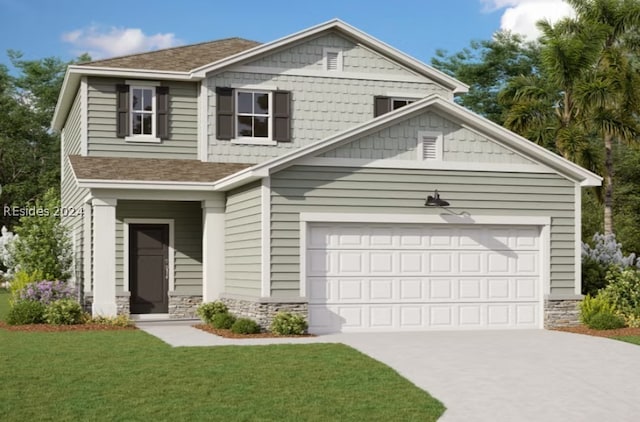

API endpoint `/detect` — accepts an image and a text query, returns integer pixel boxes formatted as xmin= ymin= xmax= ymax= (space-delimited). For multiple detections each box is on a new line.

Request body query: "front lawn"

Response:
xmin=0 ymin=292 xmax=445 ymax=421
xmin=613 ymin=335 xmax=640 ymax=345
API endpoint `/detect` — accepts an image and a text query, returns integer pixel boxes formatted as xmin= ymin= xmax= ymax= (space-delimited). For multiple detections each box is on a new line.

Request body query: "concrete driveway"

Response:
xmin=333 ymin=330 xmax=640 ymax=422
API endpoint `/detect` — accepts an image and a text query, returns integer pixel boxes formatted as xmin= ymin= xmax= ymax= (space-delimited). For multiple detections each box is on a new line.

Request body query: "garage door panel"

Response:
xmin=307 ymin=223 xmax=541 ymax=333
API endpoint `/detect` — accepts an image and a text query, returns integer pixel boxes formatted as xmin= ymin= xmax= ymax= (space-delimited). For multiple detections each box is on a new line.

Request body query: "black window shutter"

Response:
xmin=273 ymin=90 xmax=291 ymax=142
xmin=216 ymin=87 xmax=234 ymax=140
xmin=156 ymin=86 xmax=169 ymax=139
xmin=116 ymin=84 xmax=129 ymax=138
xmin=374 ymin=96 xmax=391 ymax=117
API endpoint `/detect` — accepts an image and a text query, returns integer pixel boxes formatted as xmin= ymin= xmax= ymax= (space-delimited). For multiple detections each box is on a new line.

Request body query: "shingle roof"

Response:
xmin=68 ymin=156 xmax=252 ymax=183
xmin=81 ymin=37 xmax=261 ymax=72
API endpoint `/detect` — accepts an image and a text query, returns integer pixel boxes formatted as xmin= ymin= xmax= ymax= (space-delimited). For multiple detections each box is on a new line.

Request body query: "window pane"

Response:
xmin=132 ymin=89 xmax=142 ymax=111
xmin=254 ymin=117 xmax=268 ymax=137
xmin=237 ymin=92 xmax=253 ymax=114
xmin=143 ymin=115 xmax=153 ymax=135
xmin=255 ymin=93 xmax=269 ymax=114
xmin=132 ymin=113 xmax=142 ymax=134
xmin=392 ymin=100 xmax=408 ymax=110
xmin=143 ymin=89 xmax=152 ymax=111
xmin=238 ymin=116 xmax=253 ymax=137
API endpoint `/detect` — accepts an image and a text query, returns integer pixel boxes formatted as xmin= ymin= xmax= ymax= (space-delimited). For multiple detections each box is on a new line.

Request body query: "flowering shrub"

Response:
xmin=601 ymin=268 xmax=640 ymax=326
xmin=19 ymin=280 xmax=75 ymax=305
xmin=44 ymin=299 xmax=85 ymax=325
xmin=0 ymin=225 xmax=18 ymax=282
xmin=582 ymin=233 xmax=640 ymax=296
xmin=270 ymin=312 xmax=308 ymax=335
xmin=197 ymin=301 xmax=228 ymax=324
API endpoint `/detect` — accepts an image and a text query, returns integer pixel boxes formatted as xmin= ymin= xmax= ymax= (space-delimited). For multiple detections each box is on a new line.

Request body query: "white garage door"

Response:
xmin=306 ymin=224 xmax=541 ymax=333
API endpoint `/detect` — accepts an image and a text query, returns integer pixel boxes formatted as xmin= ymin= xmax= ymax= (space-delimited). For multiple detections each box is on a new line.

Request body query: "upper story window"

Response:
xmin=116 ymin=83 xmax=169 ymax=142
xmin=216 ymin=87 xmax=291 ymax=145
xmin=374 ymin=96 xmax=419 ymax=117
xmin=323 ymin=48 xmax=343 ymax=71
xmin=236 ymin=90 xmax=271 ymax=139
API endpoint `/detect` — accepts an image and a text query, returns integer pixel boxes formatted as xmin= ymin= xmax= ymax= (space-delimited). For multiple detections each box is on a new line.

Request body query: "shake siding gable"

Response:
xmin=225 ymin=182 xmax=263 ymax=297
xmin=61 ymin=89 xmax=88 ymax=288
xmin=87 ymin=77 xmax=198 ymax=159
xmin=270 ymin=166 xmax=576 ymax=298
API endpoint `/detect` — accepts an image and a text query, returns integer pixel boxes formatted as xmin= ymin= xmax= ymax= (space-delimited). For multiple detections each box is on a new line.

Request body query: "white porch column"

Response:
xmin=92 ymin=197 xmax=117 ymax=316
xmin=202 ymin=198 xmax=225 ymax=302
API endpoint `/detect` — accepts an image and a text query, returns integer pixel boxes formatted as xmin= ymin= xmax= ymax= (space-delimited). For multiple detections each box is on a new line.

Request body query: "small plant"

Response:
xmin=231 ymin=318 xmax=261 ymax=334
xmin=270 ymin=312 xmax=308 ymax=335
xmin=197 ymin=301 xmax=228 ymax=324
xmin=19 ymin=279 xmax=75 ymax=305
xmin=44 ymin=299 xmax=84 ymax=325
xmin=585 ymin=312 xmax=626 ymax=330
xmin=211 ymin=312 xmax=236 ymax=329
xmin=579 ymin=293 xmax=616 ymax=326
xmin=9 ymin=270 xmax=44 ymax=304
xmin=6 ymin=300 xmax=46 ymax=325
xmin=89 ymin=314 xmax=134 ymax=327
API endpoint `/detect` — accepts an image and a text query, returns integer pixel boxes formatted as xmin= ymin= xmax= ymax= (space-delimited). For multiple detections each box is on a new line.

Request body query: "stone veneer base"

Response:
xmin=544 ymin=299 xmax=581 ymax=328
xmin=219 ymin=296 xmax=308 ymax=331
xmin=168 ymin=293 xmax=202 ymax=319
xmin=83 ymin=293 xmax=131 ymax=316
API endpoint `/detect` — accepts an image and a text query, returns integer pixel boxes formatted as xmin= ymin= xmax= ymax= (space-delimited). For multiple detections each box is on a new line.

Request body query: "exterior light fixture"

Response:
xmin=425 ymin=190 xmax=450 ymax=207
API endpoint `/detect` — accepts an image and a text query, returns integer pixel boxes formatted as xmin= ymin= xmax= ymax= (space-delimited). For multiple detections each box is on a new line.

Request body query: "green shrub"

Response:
xmin=580 ymin=293 xmax=616 ymax=326
xmin=6 ymin=300 xmax=45 ymax=325
xmin=197 ymin=301 xmax=228 ymax=324
xmin=211 ymin=312 xmax=236 ymax=329
xmin=89 ymin=314 xmax=133 ymax=327
xmin=44 ymin=299 xmax=84 ymax=325
xmin=585 ymin=312 xmax=626 ymax=330
xmin=270 ymin=312 xmax=308 ymax=335
xmin=600 ymin=268 xmax=640 ymax=324
xmin=9 ymin=270 xmax=44 ymax=304
xmin=231 ymin=318 xmax=261 ymax=334
xmin=581 ymin=257 xmax=611 ymax=296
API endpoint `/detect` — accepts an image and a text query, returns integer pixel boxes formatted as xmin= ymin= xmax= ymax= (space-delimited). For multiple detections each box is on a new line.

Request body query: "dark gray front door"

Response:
xmin=129 ymin=224 xmax=169 ymax=314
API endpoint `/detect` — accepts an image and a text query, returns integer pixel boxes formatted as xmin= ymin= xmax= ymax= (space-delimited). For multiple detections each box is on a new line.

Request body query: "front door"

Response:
xmin=129 ymin=224 xmax=169 ymax=314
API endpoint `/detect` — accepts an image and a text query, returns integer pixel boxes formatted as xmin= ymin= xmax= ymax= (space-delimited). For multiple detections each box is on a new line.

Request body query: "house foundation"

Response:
xmin=219 ymin=295 xmax=308 ymax=330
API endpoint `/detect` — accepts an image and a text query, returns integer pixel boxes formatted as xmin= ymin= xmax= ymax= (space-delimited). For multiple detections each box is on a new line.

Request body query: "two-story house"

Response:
xmin=52 ymin=19 xmax=600 ymax=333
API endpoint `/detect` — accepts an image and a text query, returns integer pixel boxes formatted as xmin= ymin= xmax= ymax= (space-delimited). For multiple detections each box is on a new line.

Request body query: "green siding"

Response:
xmin=61 ymin=89 xmax=89 ymax=289
xmin=225 ymin=182 xmax=262 ymax=297
xmin=270 ymin=166 xmax=577 ymax=298
xmin=116 ymin=201 xmax=202 ymax=295
xmin=87 ymin=77 xmax=198 ymax=159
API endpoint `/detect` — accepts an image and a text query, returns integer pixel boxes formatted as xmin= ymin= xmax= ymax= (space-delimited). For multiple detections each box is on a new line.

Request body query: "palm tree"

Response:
xmin=500 ymin=0 xmax=640 ymax=236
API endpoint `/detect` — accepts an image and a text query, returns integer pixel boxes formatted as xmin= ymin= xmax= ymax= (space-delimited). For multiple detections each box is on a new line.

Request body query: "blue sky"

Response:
xmin=0 ymin=0 xmax=573 ymax=69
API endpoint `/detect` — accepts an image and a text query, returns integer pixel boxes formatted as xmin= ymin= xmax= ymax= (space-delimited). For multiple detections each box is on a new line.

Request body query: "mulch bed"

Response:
xmin=193 ymin=323 xmax=315 ymax=339
xmin=0 ymin=321 xmax=137 ymax=332
xmin=553 ymin=325 xmax=640 ymax=338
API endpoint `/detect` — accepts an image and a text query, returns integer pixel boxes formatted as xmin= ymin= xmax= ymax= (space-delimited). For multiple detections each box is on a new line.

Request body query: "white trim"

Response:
xmin=323 ymin=47 xmax=343 ymax=71
xmin=83 ymin=203 xmax=92 ymax=295
xmin=191 ymin=19 xmax=467 ymax=93
xmin=230 ymin=83 xmax=280 ymax=91
xmin=300 ymin=213 xmax=549 ymax=329
xmin=295 ymin=157 xmax=552 ymax=174
xmin=201 ymin=199 xmax=226 ymax=302
xmin=385 ymin=92 xmax=423 ymax=99
xmin=124 ymin=136 xmax=162 ymax=143
xmin=125 ymin=79 xmax=159 ymax=87
xmin=299 ymin=212 xmax=551 ymax=226
xmin=198 ymin=79 xmax=209 ymax=162
xmin=261 ymin=178 xmax=271 ymax=297
xmin=230 ymin=65 xmax=428 ymax=83
xmin=60 ymin=129 xmax=66 ymax=185
xmin=574 ymin=184 xmax=582 ymax=296
xmin=418 ymin=131 xmax=443 ymax=161
xmin=80 ymin=77 xmax=88 ymax=156
xmin=123 ymin=218 xmax=175 ymax=294
xmin=90 ymin=189 xmax=223 ymax=202
xmin=235 ymin=89 xmax=272 ymax=141
xmin=212 ymin=95 xmax=602 ymax=191
xmin=91 ymin=197 xmax=117 ymax=316
xmin=77 ymin=179 xmax=215 ymax=190
xmin=128 ymin=85 xmax=157 ymax=139
xmin=231 ymin=138 xmax=278 ymax=146
xmin=70 ymin=234 xmax=77 ymax=287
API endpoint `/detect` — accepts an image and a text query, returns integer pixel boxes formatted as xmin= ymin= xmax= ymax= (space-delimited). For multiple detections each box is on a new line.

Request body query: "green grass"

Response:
xmin=0 ymin=292 xmax=444 ymax=421
xmin=613 ymin=335 xmax=640 ymax=345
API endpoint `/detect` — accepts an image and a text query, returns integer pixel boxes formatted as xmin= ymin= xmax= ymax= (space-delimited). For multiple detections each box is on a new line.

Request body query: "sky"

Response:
xmin=0 ymin=0 xmax=575 ymax=69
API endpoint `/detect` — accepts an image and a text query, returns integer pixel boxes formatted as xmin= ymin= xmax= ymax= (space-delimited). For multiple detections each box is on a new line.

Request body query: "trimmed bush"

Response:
xmin=601 ymin=268 xmax=640 ymax=326
xmin=231 ymin=318 xmax=261 ymax=334
xmin=197 ymin=301 xmax=228 ymax=324
xmin=211 ymin=312 xmax=236 ymax=329
xmin=89 ymin=315 xmax=133 ymax=327
xmin=580 ymin=293 xmax=616 ymax=326
xmin=44 ymin=299 xmax=84 ymax=325
xmin=270 ymin=312 xmax=308 ymax=335
xmin=586 ymin=312 xmax=626 ymax=330
xmin=6 ymin=300 xmax=45 ymax=325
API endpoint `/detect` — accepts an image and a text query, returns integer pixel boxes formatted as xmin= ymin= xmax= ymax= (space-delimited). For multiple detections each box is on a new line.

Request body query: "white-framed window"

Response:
xmin=130 ymin=86 xmax=156 ymax=137
xmin=418 ymin=131 xmax=443 ymax=161
xmin=391 ymin=98 xmax=416 ymax=110
xmin=236 ymin=90 xmax=271 ymax=139
xmin=323 ymin=48 xmax=343 ymax=71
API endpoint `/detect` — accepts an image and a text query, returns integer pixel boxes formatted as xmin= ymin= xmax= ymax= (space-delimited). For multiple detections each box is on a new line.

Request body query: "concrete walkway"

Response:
xmin=137 ymin=322 xmax=640 ymax=422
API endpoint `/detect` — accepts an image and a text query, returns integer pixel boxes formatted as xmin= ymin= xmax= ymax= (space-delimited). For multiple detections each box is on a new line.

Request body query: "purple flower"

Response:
xmin=19 ymin=280 xmax=76 ymax=304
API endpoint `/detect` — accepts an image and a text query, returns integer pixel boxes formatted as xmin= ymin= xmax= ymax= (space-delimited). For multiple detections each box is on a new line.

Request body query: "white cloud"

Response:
xmin=62 ymin=25 xmax=183 ymax=59
xmin=481 ymin=0 xmax=575 ymax=40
